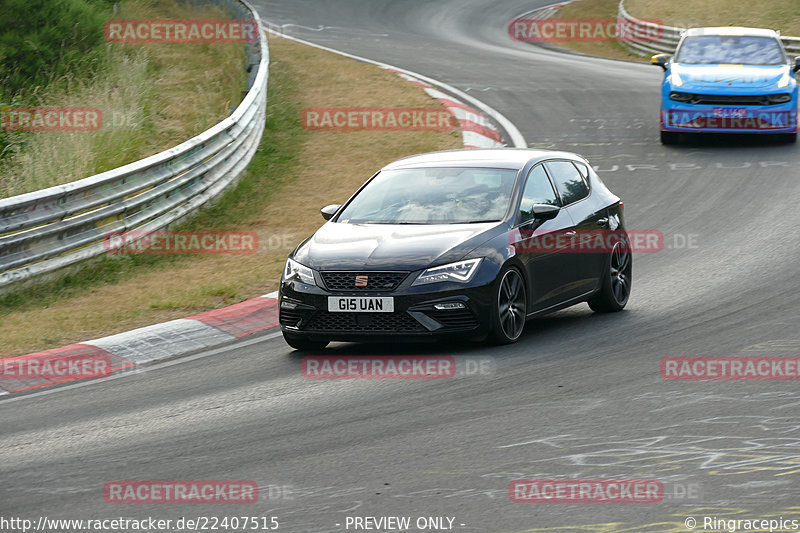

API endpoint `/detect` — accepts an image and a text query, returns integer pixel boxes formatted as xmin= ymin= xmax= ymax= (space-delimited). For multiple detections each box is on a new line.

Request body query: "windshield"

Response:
xmin=336 ymin=167 xmax=518 ymax=224
xmin=676 ymin=35 xmax=786 ymax=65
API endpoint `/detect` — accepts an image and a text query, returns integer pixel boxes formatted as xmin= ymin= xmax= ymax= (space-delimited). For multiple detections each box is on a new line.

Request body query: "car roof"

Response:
xmin=382 ymin=148 xmax=583 ymax=171
xmin=683 ymin=27 xmax=780 ymax=38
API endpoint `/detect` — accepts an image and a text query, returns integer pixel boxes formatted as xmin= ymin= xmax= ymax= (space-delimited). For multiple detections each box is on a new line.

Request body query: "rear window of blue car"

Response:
xmin=676 ymin=35 xmax=785 ymax=65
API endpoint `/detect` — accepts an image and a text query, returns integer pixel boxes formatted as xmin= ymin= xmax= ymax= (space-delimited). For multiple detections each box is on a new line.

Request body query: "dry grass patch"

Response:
xmin=549 ymin=0 xmax=800 ymax=64
xmin=626 ymin=0 xmax=800 ymax=36
xmin=0 ymin=0 xmax=245 ymax=197
xmin=0 ymin=35 xmax=461 ymax=356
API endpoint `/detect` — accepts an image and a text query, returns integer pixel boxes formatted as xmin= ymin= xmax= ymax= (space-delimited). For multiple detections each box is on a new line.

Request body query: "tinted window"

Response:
xmin=518 ymin=165 xmax=558 ymax=224
xmin=676 ymin=35 xmax=785 ymax=65
xmin=546 ymin=161 xmax=589 ymax=206
xmin=336 ymin=167 xmax=517 ymax=224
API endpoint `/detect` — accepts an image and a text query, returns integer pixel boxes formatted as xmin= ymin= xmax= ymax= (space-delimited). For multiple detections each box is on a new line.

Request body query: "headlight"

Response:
xmin=284 ymin=258 xmax=316 ymax=285
xmin=777 ymin=71 xmax=791 ymax=89
xmin=669 ymin=70 xmax=684 ymax=87
xmin=768 ymin=93 xmax=792 ymax=104
xmin=412 ymin=258 xmax=482 ymax=286
xmin=669 ymin=91 xmax=692 ymax=102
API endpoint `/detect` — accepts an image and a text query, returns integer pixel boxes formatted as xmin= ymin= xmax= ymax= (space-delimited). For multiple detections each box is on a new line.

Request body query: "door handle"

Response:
xmin=565 ymin=230 xmax=577 ymax=238
xmin=596 ymin=218 xmax=609 ymax=227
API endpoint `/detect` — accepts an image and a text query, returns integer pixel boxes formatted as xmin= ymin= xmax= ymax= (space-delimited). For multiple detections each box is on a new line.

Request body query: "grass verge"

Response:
xmin=0 ymin=0 xmax=245 ymax=196
xmin=626 ymin=0 xmax=800 ymax=36
xmin=546 ymin=0 xmax=800 ymax=63
xmin=0 ymin=35 xmax=462 ymax=357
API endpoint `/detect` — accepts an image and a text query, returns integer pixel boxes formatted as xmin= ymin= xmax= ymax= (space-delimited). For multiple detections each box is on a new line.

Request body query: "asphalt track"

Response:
xmin=3 ymin=1 xmax=800 ymax=531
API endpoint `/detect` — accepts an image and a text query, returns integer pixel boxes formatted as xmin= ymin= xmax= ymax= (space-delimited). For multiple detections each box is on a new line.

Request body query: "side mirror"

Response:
xmin=320 ymin=204 xmax=341 ymax=221
xmin=651 ymin=54 xmax=670 ymax=71
xmin=532 ymin=204 xmax=560 ymax=221
xmin=793 ymin=56 xmax=800 ymax=73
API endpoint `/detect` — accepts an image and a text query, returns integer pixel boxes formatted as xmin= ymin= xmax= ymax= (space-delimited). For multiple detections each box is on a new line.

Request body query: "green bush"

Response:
xmin=0 ymin=0 xmax=114 ymax=161
xmin=0 ymin=0 xmax=113 ymax=100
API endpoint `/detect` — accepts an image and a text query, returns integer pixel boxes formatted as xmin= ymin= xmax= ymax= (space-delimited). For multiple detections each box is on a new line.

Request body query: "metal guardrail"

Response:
xmin=0 ymin=0 xmax=268 ymax=289
xmin=618 ymin=0 xmax=800 ymax=56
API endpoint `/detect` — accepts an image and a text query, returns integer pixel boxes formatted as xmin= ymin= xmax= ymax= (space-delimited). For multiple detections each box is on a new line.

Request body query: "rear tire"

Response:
xmin=660 ymin=131 xmax=679 ymax=145
xmin=588 ymin=241 xmax=632 ymax=313
xmin=488 ymin=267 xmax=527 ymax=345
xmin=283 ymin=332 xmax=329 ymax=351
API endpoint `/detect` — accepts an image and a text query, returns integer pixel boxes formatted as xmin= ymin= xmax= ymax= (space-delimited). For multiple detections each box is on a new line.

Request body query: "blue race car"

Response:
xmin=652 ymin=27 xmax=800 ymax=144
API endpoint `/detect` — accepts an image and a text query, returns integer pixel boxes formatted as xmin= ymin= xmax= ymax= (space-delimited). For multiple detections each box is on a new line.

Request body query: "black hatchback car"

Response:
xmin=279 ymin=149 xmax=630 ymax=350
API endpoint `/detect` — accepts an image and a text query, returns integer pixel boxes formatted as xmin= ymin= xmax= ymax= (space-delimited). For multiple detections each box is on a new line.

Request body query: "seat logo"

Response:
xmin=355 ymin=275 xmax=369 ymax=287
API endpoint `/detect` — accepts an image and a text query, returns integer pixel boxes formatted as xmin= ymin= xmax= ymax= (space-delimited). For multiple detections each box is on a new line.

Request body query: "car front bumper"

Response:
xmin=278 ymin=278 xmax=495 ymax=342
xmin=660 ymin=101 xmax=798 ymax=134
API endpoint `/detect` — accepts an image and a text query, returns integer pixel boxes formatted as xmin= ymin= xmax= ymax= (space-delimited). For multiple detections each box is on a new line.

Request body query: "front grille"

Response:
xmin=305 ymin=312 xmax=425 ymax=332
xmin=320 ymin=271 xmax=409 ymax=292
xmin=426 ymin=309 xmax=479 ymax=330
xmin=678 ymin=93 xmax=778 ymax=106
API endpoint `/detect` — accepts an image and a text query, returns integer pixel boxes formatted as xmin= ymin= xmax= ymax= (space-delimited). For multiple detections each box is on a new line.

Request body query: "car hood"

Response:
xmin=293 ymin=222 xmax=500 ymax=270
xmin=671 ymin=64 xmax=790 ymax=91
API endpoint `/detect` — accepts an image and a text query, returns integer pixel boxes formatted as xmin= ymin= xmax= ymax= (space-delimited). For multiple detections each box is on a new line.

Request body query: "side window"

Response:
xmin=546 ymin=160 xmax=589 ymax=206
xmin=573 ymin=161 xmax=589 ymax=180
xmin=518 ymin=164 xmax=558 ymax=224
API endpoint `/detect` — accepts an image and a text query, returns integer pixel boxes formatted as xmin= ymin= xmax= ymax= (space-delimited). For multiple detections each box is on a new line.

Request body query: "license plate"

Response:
xmin=328 ymin=296 xmax=394 ymax=313
xmin=712 ymin=107 xmax=747 ymax=118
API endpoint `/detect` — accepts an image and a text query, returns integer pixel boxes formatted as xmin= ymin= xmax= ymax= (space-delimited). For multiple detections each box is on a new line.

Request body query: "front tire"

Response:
xmin=780 ymin=132 xmax=797 ymax=143
xmin=588 ymin=241 xmax=632 ymax=313
xmin=489 ymin=267 xmax=527 ymax=345
xmin=283 ymin=332 xmax=329 ymax=351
